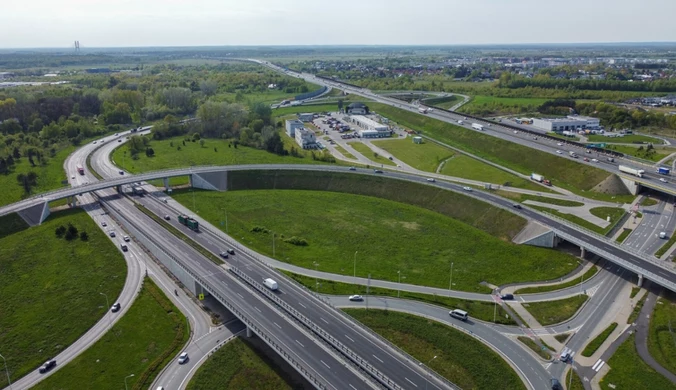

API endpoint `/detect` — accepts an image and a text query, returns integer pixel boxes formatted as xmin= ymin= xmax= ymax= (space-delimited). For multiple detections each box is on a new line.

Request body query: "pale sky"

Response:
xmin=1 ymin=0 xmax=675 ymax=48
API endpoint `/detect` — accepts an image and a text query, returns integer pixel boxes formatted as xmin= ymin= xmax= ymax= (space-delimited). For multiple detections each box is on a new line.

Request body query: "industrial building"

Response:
xmin=285 ymin=119 xmax=304 ymax=137
xmin=531 ymin=115 xmax=601 ymax=132
xmin=348 ymin=115 xmax=390 ymax=138
xmin=346 ymin=102 xmax=369 ymax=115
xmin=294 ymin=128 xmax=317 ymax=149
xmin=298 ymin=113 xmax=314 ymax=122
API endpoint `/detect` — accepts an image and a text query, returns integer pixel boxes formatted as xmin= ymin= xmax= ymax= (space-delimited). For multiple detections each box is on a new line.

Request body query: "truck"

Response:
xmin=418 ymin=106 xmax=431 ymax=114
xmin=76 ymin=164 xmax=85 ymax=175
xmin=619 ymin=165 xmax=645 ymax=178
xmin=569 ymin=151 xmax=578 ymax=158
xmin=471 ymin=123 xmax=484 ymax=131
xmin=263 ymin=278 xmax=278 ymax=291
xmin=178 ymin=214 xmax=199 ymax=231
xmin=658 ymin=167 xmax=670 ymax=175
xmin=457 ymin=120 xmax=464 ymax=125
xmin=530 ymin=173 xmax=552 ymax=186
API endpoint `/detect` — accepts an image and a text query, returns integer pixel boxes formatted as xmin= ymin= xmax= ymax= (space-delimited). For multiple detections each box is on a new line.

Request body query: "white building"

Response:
xmin=566 ymin=115 xmax=600 ymax=129
xmin=285 ymin=119 xmax=304 ymax=137
xmin=532 ymin=115 xmax=601 ymax=132
xmin=295 ymin=128 xmax=317 ymax=149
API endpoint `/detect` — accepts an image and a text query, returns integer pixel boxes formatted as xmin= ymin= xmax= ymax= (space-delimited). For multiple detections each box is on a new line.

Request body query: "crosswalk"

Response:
xmin=592 ymin=358 xmax=606 ymax=372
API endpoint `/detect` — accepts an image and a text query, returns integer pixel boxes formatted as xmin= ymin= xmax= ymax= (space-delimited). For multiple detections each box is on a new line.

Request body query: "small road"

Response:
xmin=634 ymin=290 xmax=676 ymax=384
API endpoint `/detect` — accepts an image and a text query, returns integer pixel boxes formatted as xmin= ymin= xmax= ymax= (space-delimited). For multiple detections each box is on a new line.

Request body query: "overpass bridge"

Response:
xmin=3 ymin=164 xmax=676 ymax=295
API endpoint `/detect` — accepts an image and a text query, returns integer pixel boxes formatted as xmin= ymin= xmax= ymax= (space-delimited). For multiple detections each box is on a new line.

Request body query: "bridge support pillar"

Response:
xmin=246 ymin=326 xmax=253 ymax=338
xmin=116 ymin=185 xmax=123 ymax=195
xmin=163 ymin=177 xmax=169 ymax=190
xmin=580 ymin=246 xmax=586 ymax=259
xmin=638 ymin=274 xmax=644 ymax=287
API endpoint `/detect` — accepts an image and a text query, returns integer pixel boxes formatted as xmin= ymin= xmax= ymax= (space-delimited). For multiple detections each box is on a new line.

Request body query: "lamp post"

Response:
xmin=313 ymin=262 xmax=320 ymax=292
xmin=124 ymin=374 xmax=135 ymax=390
xmin=0 ymin=353 xmax=12 ymax=390
xmin=448 ymin=262 xmax=454 ymax=297
xmin=99 ymin=292 xmax=109 ymax=311
xmin=419 ymin=355 xmax=438 ymax=390
xmin=353 ymin=251 xmax=358 ymax=281
xmin=272 ymin=231 xmax=276 ymax=257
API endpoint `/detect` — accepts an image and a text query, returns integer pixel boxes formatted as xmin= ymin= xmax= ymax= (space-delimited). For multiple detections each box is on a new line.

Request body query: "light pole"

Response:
xmin=419 ymin=355 xmax=438 ymax=390
xmin=448 ymin=262 xmax=454 ymax=297
xmin=0 ymin=353 xmax=12 ymax=390
xmin=124 ymin=374 xmax=135 ymax=390
xmin=397 ymin=270 xmax=401 ymax=298
xmin=99 ymin=292 xmax=109 ymax=311
xmin=353 ymin=251 xmax=358 ymax=282
xmin=313 ymin=261 xmax=320 ymax=292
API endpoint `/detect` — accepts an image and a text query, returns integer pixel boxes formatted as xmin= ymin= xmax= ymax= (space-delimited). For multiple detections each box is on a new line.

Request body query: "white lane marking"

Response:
xmin=349 ymin=385 xmax=358 ymax=390
xmin=298 ymin=302 xmax=307 ymax=309
xmin=345 ymin=335 xmax=355 ymax=342
xmin=404 ymin=377 xmax=418 ymax=388
xmin=321 ymin=360 xmax=331 ymax=369
xmin=372 ymin=354 xmax=384 ymax=363
xmin=236 ymin=293 xmax=244 ymax=299
xmin=274 ymin=322 xmax=282 ymax=329
xmin=295 ymin=339 xmax=305 ymax=348
xmin=320 ymin=317 xmax=329 ymax=324
xmin=254 ymin=306 xmax=262 ymax=313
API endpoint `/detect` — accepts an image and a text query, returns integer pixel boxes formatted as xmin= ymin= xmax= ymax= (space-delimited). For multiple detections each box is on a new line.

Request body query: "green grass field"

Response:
xmin=440 ymin=155 xmax=546 ymax=190
xmin=587 ymin=134 xmax=665 ymax=144
xmin=641 ymin=197 xmax=659 ymax=207
xmin=524 ymin=294 xmax=588 ymax=326
xmin=34 ymin=278 xmax=189 ymax=390
xmin=175 ymin=188 xmax=577 ymax=292
xmin=517 ymin=336 xmax=552 ymax=360
xmin=284 ymin=271 xmax=515 ymax=324
xmin=0 ymin=146 xmax=73 ymax=207
xmin=514 ymin=266 xmax=598 ymax=294
xmin=605 ymin=144 xmax=674 ymax=162
xmin=530 ymin=205 xmax=624 ymax=235
xmin=457 ymin=95 xmax=549 ymax=115
xmin=425 ymin=95 xmax=462 ymax=109
xmin=369 ymin=103 xmax=620 ymax=201
xmin=371 ymin=138 xmax=455 ymax=172
xmin=567 ymin=369 xmax=585 ymax=390
xmin=111 ymin=135 xmax=332 ymax=174
xmin=347 ymin=141 xmax=397 ymax=166
xmin=0 ymin=213 xmax=29 ymax=239
xmin=0 ymin=209 xmax=126 ymax=387
xmin=496 ymin=191 xmax=584 ymax=207
xmin=590 ymin=207 xmax=628 ymax=227
xmin=600 ymin=334 xmax=676 ymax=390
xmin=333 ymin=145 xmax=357 ymax=159
xmin=647 ymin=297 xmax=676 ymax=374
xmin=344 ymin=310 xmax=525 ymax=390
xmin=187 ymin=338 xmax=300 ymax=390
xmin=582 ymin=322 xmax=618 ymax=357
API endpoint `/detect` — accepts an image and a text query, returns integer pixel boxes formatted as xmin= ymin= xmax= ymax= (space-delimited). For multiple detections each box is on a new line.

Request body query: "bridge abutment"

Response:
xmin=163 ymin=177 xmax=169 ymax=190
xmin=638 ymin=274 xmax=644 ymax=287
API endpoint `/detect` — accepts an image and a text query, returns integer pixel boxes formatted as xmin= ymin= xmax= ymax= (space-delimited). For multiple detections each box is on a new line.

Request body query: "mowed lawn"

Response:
xmin=372 ymin=138 xmax=455 ymax=172
xmin=440 ymin=154 xmax=546 ymax=191
xmin=347 ymin=141 xmax=397 ymax=166
xmin=0 ymin=146 xmax=73 ymax=207
xmin=0 ymin=209 xmax=126 ymax=387
xmin=33 ymin=278 xmax=189 ymax=390
xmin=174 ymin=189 xmax=578 ymax=292
xmin=601 ymin=335 xmax=676 ymax=390
xmin=344 ymin=310 xmax=525 ymax=390
xmin=110 ymin=135 xmax=331 ymax=174
xmin=587 ymin=134 xmax=665 ymax=144
xmin=648 ymin=296 xmax=676 ymax=375
xmin=457 ymin=95 xmax=549 ymax=115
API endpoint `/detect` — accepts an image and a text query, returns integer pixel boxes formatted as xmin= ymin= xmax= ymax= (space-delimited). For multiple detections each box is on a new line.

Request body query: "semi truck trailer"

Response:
xmin=619 ymin=165 xmax=645 ymax=178
xmin=658 ymin=167 xmax=670 ymax=175
xmin=471 ymin=123 xmax=484 ymax=131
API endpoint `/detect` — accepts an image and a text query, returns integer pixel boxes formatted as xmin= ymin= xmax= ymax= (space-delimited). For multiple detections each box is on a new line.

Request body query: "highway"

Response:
xmin=623 ymin=196 xmax=676 ymax=256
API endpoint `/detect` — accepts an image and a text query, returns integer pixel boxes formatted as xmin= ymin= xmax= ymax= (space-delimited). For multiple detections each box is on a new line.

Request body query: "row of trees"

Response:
xmin=498 ymin=72 xmax=676 ymax=93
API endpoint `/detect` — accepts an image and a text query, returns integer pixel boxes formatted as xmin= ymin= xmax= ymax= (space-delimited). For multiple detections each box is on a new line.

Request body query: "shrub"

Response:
xmin=283 ymin=236 xmax=308 ymax=246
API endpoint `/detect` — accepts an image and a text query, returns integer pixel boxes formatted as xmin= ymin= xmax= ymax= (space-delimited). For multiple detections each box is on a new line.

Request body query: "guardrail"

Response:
xmin=99 ymin=198 xmax=334 ymax=390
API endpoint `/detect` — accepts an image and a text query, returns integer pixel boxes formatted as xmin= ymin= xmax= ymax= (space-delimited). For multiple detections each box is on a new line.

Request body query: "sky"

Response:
xmin=1 ymin=0 xmax=675 ymax=48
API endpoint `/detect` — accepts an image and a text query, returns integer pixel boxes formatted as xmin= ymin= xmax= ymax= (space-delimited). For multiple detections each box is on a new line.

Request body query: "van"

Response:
xmin=449 ymin=309 xmax=468 ymax=321
xmin=263 ymin=278 xmax=278 ymax=291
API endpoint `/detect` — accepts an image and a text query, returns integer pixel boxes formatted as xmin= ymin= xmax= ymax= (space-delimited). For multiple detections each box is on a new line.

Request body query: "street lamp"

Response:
xmin=0 ymin=353 xmax=12 ymax=390
xmin=448 ymin=262 xmax=454 ymax=297
xmin=313 ymin=262 xmax=320 ymax=292
xmin=353 ymin=251 xmax=358 ymax=280
xmin=124 ymin=374 xmax=135 ymax=390
xmin=99 ymin=292 xmax=109 ymax=311
xmin=419 ymin=355 xmax=438 ymax=390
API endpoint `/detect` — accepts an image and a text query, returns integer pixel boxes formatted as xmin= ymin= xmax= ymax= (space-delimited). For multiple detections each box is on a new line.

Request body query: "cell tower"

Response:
xmin=74 ymin=41 xmax=80 ymax=54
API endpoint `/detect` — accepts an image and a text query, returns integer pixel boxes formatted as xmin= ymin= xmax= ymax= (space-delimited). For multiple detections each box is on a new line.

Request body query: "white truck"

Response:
xmin=531 ymin=173 xmax=544 ymax=182
xmin=471 ymin=123 xmax=484 ymax=131
xmin=263 ymin=278 xmax=278 ymax=291
xmin=418 ymin=106 xmax=431 ymax=114
xmin=619 ymin=165 xmax=645 ymax=178
xmin=457 ymin=120 xmax=464 ymax=125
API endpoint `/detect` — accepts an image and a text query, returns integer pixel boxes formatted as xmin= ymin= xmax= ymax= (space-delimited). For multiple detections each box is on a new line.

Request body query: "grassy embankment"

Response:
xmin=517 ymin=336 xmax=552 ymax=360
xmin=34 ymin=278 xmax=189 ymax=390
xmin=456 ymin=95 xmax=549 ymax=116
xmin=424 ymin=95 xmax=461 ymax=110
xmin=600 ymin=335 xmax=676 ymax=390
xmin=529 ymin=205 xmax=625 ymax=235
xmin=174 ymin=181 xmax=577 ymax=293
xmin=283 ymin=271 xmax=515 ymax=325
xmin=187 ymin=338 xmax=302 ymax=390
xmin=0 ymin=209 xmax=126 ymax=387
xmin=333 ymin=145 xmax=357 ymax=159
xmin=655 ymin=233 xmax=676 ymax=259
xmin=587 ymin=134 xmax=665 ymax=144
xmin=647 ymin=296 xmax=676 ymax=375
xmin=523 ymin=295 xmax=589 ymax=326
xmin=368 ymin=103 xmax=635 ymax=203
xmin=514 ymin=266 xmax=598 ymax=295
xmin=566 ymin=369 xmax=585 ymax=390
xmin=581 ymin=322 xmax=618 ymax=357
xmin=496 ymin=191 xmax=584 ymax=206
xmin=605 ymin=144 xmax=674 ymax=162
xmin=347 ymin=141 xmax=397 ymax=166
xmin=344 ymin=310 xmax=525 ymax=390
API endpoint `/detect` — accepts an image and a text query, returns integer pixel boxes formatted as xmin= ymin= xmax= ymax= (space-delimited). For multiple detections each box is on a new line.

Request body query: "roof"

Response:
xmin=348 ymin=102 xmax=367 ymax=108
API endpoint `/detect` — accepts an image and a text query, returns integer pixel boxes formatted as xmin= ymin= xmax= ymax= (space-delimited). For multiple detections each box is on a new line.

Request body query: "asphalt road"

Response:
xmin=624 ymin=196 xmax=676 ymax=256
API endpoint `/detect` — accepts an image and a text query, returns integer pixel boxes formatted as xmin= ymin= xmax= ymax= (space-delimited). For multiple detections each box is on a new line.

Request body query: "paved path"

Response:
xmin=635 ymin=290 xmax=676 ymax=384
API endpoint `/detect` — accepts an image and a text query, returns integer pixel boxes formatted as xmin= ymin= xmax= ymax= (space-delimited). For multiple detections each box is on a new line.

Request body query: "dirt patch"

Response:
xmin=591 ymin=174 xmax=631 ymax=195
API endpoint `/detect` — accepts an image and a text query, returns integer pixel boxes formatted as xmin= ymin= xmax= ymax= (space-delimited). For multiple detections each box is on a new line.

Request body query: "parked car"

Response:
xmin=349 ymin=295 xmax=364 ymax=301
xmin=39 ymin=359 xmax=57 ymax=374
xmin=111 ymin=302 xmax=121 ymax=312
xmin=178 ymin=352 xmax=189 ymax=364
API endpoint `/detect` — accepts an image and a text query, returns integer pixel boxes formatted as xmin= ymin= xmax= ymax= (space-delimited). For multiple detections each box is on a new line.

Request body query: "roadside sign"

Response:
xmin=198 ymin=293 xmax=204 ymax=300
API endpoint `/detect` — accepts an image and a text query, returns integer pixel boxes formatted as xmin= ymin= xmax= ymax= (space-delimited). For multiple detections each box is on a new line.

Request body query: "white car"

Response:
xmin=556 ymin=150 xmax=562 ymax=154
xmin=557 ymin=142 xmax=563 ymax=146
xmin=591 ymin=159 xmax=598 ymax=163
xmin=463 ymin=186 xmax=472 ymax=191
xmin=427 ymin=178 xmax=436 ymax=182
xmin=513 ymin=131 xmax=518 ymax=134
xmin=123 ymin=235 xmax=130 ymax=242
xmin=660 ymin=178 xmax=668 ymax=183
xmin=348 ymin=295 xmax=364 ymax=301
xmin=178 ymin=352 xmax=189 ymax=364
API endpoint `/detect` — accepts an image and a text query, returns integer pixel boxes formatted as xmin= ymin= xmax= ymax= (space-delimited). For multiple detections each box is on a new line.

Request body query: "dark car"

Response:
xmin=512 ymin=204 xmax=522 ymax=209
xmin=500 ymin=293 xmax=514 ymax=300
xmin=39 ymin=359 xmax=56 ymax=374
xmin=164 ymin=215 xmax=171 ymax=220
xmin=120 ymin=244 xmax=128 ymax=252
xmin=374 ymin=170 xmax=384 ymax=174
xmin=119 ymin=170 xmax=124 ymax=175
xmin=227 ymin=248 xmax=235 ymax=255
xmin=219 ymin=251 xmax=229 ymax=258
xmin=551 ymin=378 xmax=563 ymax=390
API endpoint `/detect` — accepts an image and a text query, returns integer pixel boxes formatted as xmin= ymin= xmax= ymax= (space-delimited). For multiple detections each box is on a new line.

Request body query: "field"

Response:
xmin=587 ymin=134 xmax=665 ymax=144
xmin=186 ymin=338 xmax=300 ymax=390
xmin=523 ymin=295 xmax=589 ymax=326
xmin=514 ymin=266 xmax=598 ymax=294
xmin=0 ymin=213 xmax=29 ymax=239
xmin=174 ymin=188 xmax=578 ymax=292
xmin=111 ymin=134 xmax=332 ymax=174
xmin=647 ymin=296 xmax=676 ymax=374
xmin=369 ymin=103 xmax=619 ymax=200
xmin=600 ymin=335 xmax=676 ymax=390
xmin=34 ymin=278 xmax=189 ymax=390
xmin=347 ymin=141 xmax=397 ymax=166
xmin=590 ymin=207 xmax=628 ymax=227
xmin=0 ymin=146 xmax=73 ymax=207
xmin=371 ymin=138 xmax=455 ymax=172
xmin=333 ymin=145 xmax=357 ymax=159
xmin=605 ymin=144 xmax=674 ymax=162
xmin=496 ymin=191 xmax=584 ymax=207
xmin=582 ymin=322 xmax=618 ymax=357
xmin=344 ymin=310 xmax=525 ymax=390
xmin=0 ymin=209 xmax=126 ymax=387
xmin=283 ymin=271 xmax=516 ymax=324
xmin=530 ymin=205 xmax=624 ymax=235
xmin=457 ymin=95 xmax=550 ymax=116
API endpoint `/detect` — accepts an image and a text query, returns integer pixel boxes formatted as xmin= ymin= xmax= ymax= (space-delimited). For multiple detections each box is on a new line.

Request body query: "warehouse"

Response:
xmin=349 ymin=115 xmax=388 ymax=131
xmin=531 ymin=115 xmax=601 ymax=133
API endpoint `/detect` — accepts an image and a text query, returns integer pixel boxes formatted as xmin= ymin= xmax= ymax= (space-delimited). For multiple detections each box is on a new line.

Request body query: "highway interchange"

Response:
xmin=3 ymin=62 xmax=676 ymax=390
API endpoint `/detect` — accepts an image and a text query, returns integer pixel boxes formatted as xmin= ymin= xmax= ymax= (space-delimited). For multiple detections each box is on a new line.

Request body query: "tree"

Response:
xmin=199 ymin=139 xmax=205 ymax=148
xmin=0 ymin=157 xmax=7 ymax=175
xmin=79 ymin=231 xmax=89 ymax=241
xmin=55 ymin=225 xmax=66 ymax=238
xmin=145 ymin=147 xmax=155 ymax=157
xmin=16 ymin=171 xmax=38 ymax=194
xmin=200 ymin=80 xmax=218 ymax=96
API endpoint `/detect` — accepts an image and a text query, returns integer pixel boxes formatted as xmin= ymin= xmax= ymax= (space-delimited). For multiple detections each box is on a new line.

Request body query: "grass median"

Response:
xmin=344 ymin=309 xmax=525 ymax=390
xmin=530 ymin=205 xmax=625 ymax=235
xmin=283 ymin=271 xmax=515 ymax=325
xmin=655 ymin=233 xmax=676 ymax=259
xmin=174 ymin=187 xmax=578 ymax=292
xmin=333 ymin=145 xmax=357 ymax=160
xmin=0 ymin=209 xmax=126 ymax=388
xmin=33 ymin=278 xmax=189 ymax=390
xmin=372 ymin=138 xmax=455 ymax=172
xmin=582 ymin=322 xmax=618 ymax=357
xmin=440 ymin=154 xmax=546 ymax=191
xmin=616 ymin=228 xmax=633 ymax=243
xmin=523 ymin=294 xmax=589 ymax=326
xmin=648 ymin=296 xmax=676 ymax=375
xmin=496 ymin=191 xmax=584 ymax=207
xmin=347 ymin=141 xmax=397 ymax=166
xmin=514 ymin=266 xmax=598 ymax=295
xmin=517 ymin=336 xmax=552 ymax=360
